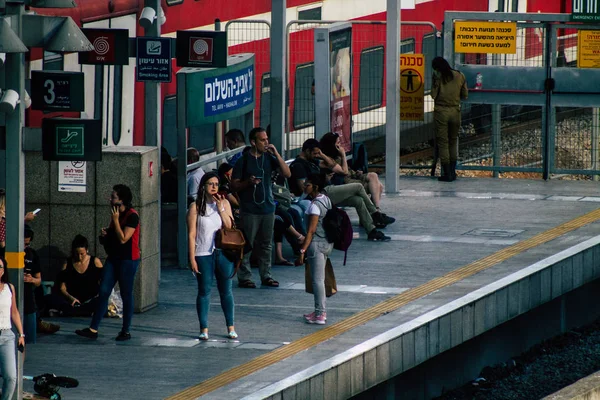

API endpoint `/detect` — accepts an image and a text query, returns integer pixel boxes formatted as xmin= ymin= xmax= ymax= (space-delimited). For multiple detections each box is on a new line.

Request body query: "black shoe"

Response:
xmin=371 ymin=212 xmax=388 ymax=229
xmin=438 ymin=163 xmax=453 ymax=182
xmin=368 ymin=229 xmax=391 ymax=242
xmin=115 ymin=331 xmax=131 ymax=341
xmin=380 ymin=213 xmax=396 ymax=225
xmin=450 ymin=161 xmax=457 ymax=181
xmin=75 ymin=328 xmax=98 ymax=340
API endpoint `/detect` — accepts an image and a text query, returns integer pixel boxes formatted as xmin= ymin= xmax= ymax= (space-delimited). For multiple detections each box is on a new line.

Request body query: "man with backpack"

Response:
xmin=289 ymin=139 xmax=391 ymax=242
xmin=231 ymin=127 xmax=291 ymax=288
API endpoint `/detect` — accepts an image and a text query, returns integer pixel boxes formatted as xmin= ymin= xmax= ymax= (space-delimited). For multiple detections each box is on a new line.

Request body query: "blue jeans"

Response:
xmin=91 ymin=258 xmax=139 ymax=333
xmin=195 ymin=251 xmax=235 ymax=330
xmin=0 ymin=330 xmax=16 ymax=400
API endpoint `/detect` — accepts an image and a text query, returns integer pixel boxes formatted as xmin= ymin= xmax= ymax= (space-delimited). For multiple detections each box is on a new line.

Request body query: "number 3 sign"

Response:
xmin=31 ymin=71 xmax=85 ymax=112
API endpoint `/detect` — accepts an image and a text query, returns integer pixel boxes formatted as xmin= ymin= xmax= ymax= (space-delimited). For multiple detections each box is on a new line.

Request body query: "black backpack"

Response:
xmin=315 ymin=199 xmax=353 ymax=265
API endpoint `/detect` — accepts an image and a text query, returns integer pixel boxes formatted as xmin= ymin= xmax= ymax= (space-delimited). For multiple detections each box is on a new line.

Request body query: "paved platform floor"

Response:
xmin=23 ymin=177 xmax=600 ymax=399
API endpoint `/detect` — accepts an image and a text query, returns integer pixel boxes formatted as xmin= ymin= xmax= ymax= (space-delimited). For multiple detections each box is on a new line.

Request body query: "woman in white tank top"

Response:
xmin=0 ymin=257 xmax=25 ymax=400
xmin=186 ymin=172 xmax=237 ymax=341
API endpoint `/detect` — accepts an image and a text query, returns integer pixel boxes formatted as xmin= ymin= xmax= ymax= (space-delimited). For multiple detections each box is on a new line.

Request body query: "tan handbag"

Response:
xmin=305 ymin=258 xmax=337 ymax=297
xmin=215 ymin=218 xmax=246 ymax=277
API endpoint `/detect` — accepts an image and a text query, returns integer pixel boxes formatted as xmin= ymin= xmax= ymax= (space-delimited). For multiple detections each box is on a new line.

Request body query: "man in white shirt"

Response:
xmin=187 ymin=147 xmax=205 ymax=201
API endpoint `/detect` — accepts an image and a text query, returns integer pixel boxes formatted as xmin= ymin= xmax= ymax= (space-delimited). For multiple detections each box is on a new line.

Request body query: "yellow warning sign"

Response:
xmin=400 ymin=54 xmax=424 ymax=121
xmin=454 ymin=21 xmax=517 ymax=54
xmin=578 ymin=30 xmax=600 ymax=68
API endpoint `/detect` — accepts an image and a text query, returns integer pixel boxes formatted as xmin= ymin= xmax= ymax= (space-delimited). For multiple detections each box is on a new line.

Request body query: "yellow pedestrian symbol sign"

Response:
xmin=400 ymin=54 xmax=425 ymax=121
xmin=400 ymin=69 xmax=423 ymax=94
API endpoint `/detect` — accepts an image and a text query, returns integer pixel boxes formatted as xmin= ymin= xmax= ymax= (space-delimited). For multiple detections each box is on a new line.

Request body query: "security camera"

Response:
xmin=139 ymin=7 xmax=157 ymax=29
xmin=23 ymin=90 xmax=32 ymax=109
xmin=0 ymin=89 xmax=20 ymax=114
xmin=159 ymin=6 xmax=166 ymax=26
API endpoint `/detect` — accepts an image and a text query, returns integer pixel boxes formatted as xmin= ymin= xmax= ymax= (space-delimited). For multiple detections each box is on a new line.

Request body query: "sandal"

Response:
xmin=274 ymin=259 xmax=294 ymax=266
xmin=238 ymin=280 xmax=256 ymax=289
xmin=227 ymin=331 xmax=238 ymax=339
xmin=199 ymin=332 xmax=209 ymax=341
xmin=261 ymin=278 xmax=279 ymax=287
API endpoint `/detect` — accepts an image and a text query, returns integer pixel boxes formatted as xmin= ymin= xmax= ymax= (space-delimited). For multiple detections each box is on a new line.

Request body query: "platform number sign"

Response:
xmin=31 ymin=71 xmax=85 ymax=112
xmin=572 ymin=0 xmax=600 ymax=21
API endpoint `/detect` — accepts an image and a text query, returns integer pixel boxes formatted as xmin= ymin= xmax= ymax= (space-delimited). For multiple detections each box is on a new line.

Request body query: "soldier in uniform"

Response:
xmin=431 ymin=57 xmax=468 ymax=182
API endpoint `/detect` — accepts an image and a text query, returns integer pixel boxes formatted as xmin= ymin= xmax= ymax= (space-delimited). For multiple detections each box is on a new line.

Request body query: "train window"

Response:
xmin=422 ymin=32 xmax=441 ymax=93
xmin=112 ymin=66 xmax=123 ymax=146
xmin=401 ymin=38 xmax=415 ymax=54
xmin=292 ymin=62 xmax=315 ymax=129
xmin=260 ymin=72 xmax=271 ymax=128
xmin=166 ymin=0 xmax=184 ymax=5
xmin=162 ymin=96 xmax=177 ymax=157
xmin=358 ymin=46 xmax=384 ymax=113
xmin=298 ymin=5 xmax=322 ymax=21
xmin=43 ymin=51 xmax=63 ymax=71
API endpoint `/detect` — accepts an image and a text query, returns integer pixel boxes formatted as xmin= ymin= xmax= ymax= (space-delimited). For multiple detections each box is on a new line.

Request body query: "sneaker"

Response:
xmin=303 ymin=311 xmax=327 ymax=321
xmin=38 ymin=320 xmax=60 ymax=334
xmin=115 ymin=331 xmax=131 ymax=341
xmin=305 ymin=313 xmax=326 ymax=325
xmin=371 ymin=212 xmax=388 ymax=229
xmin=380 ymin=213 xmax=396 ymax=225
xmin=75 ymin=328 xmax=98 ymax=339
xmin=368 ymin=229 xmax=391 ymax=242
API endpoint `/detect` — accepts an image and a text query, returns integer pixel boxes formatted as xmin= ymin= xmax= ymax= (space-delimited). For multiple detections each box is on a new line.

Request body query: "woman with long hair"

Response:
xmin=76 ymin=184 xmax=140 ymax=341
xmin=0 ymin=257 xmax=26 ymax=400
xmin=187 ymin=172 xmax=237 ymax=340
xmin=431 ymin=56 xmax=468 ymax=182
xmin=296 ymin=173 xmax=334 ymax=325
xmin=319 ymin=132 xmax=386 ymax=210
xmin=54 ymin=235 xmax=103 ymax=316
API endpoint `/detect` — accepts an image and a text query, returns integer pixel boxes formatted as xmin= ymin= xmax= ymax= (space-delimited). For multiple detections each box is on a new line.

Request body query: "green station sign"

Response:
xmin=572 ymin=0 xmax=600 ymax=22
xmin=42 ymin=118 xmax=102 ymax=161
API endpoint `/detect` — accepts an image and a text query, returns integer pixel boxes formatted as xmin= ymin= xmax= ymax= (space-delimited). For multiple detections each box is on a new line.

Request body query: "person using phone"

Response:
xmin=0 ymin=257 xmax=26 ymax=400
xmin=187 ymin=172 xmax=237 ymax=340
xmin=76 ymin=184 xmax=140 ymax=342
xmin=230 ymin=127 xmax=291 ymax=289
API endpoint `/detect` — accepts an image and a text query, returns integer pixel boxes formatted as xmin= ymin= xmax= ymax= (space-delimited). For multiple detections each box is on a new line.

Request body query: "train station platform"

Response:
xmin=22 ymin=177 xmax=600 ymax=400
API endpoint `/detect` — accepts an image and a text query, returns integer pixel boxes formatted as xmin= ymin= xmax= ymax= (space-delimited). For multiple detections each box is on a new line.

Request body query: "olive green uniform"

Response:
xmin=431 ymin=70 xmax=468 ymax=165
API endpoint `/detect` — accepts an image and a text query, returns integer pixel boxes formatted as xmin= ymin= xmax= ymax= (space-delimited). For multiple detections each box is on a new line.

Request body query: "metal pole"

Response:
xmin=592 ymin=108 xmax=599 ymax=181
xmin=385 ymin=0 xmax=401 ymax=193
xmin=143 ymin=0 xmax=162 ymax=279
xmin=492 ymin=104 xmax=501 ymax=178
xmin=5 ymin=3 xmax=25 ymax=398
xmin=143 ymin=0 xmax=161 ymax=147
xmin=269 ymin=0 xmax=286 ymax=153
xmin=314 ymin=27 xmax=330 ymax=141
xmin=176 ymin=73 xmax=188 ymax=269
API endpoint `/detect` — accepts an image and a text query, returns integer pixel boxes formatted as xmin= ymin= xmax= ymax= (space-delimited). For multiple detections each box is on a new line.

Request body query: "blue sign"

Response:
xmin=136 ymin=37 xmax=172 ymax=82
xmin=204 ymin=65 xmax=254 ymax=117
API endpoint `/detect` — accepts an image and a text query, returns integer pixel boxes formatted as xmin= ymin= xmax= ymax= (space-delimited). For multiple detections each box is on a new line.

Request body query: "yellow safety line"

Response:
xmin=4 ymin=252 xmax=25 ymax=269
xmin=167 ymin=208 xmax=600 ymax=400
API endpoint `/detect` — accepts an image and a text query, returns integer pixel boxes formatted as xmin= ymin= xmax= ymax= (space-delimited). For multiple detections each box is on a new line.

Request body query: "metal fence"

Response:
xmin=286 ymin=20 xmax=437 ymax=158
xmin=225 ymin=20 xmax=272 ymax=130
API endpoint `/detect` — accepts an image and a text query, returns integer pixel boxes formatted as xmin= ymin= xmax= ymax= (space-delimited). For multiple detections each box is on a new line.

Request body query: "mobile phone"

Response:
xmin=32 ymin=208 xmax=41 ymax=215
xmin=17 ymin=343 xmax=24 ymax=353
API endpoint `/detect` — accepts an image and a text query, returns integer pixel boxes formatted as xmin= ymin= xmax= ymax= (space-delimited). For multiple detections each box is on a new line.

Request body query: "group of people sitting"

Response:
xmin=184 ymin=126 xmax=396 ymax=338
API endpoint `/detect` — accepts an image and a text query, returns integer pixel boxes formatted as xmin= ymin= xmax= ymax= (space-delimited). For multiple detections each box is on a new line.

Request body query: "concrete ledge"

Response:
xmin=232 ymin=236 xmax=600 ymax=400
xmin=543 ymin=372 xmax=600 ymax=400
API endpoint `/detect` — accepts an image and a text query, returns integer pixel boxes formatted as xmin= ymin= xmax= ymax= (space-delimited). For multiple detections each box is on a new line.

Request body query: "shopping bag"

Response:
xmin=305 ymin=258 xmax=337 ymax=297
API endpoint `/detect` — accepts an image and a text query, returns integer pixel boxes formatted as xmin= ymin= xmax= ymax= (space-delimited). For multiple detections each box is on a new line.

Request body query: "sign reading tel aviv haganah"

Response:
xmin=204 ymin=65 xmax=254 ymax=117
xmin=454 ymin=21 xmax=517 ymax=54
xmin=178 ymin=53 xmax=256 ymax=127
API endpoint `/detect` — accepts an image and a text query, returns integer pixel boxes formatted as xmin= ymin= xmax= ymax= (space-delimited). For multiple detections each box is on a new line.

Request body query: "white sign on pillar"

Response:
xmin=58 ymin=161 xmax=87 ymax=192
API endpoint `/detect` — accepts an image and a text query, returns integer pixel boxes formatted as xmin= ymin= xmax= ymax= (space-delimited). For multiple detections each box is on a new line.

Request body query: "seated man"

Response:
xmin=289 ymin=139 xmax=391 ymax=242
xmin=225 ymin=128 xmax=248 ymax=166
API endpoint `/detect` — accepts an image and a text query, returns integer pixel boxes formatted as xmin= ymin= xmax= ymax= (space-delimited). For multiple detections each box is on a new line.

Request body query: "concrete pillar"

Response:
xmin=385 ymin=0 xmax=401 ymax=193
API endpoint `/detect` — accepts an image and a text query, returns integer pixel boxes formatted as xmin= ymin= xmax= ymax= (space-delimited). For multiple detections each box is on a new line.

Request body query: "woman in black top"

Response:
xmin=52 ymin=235 xmax=103 ymax=316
